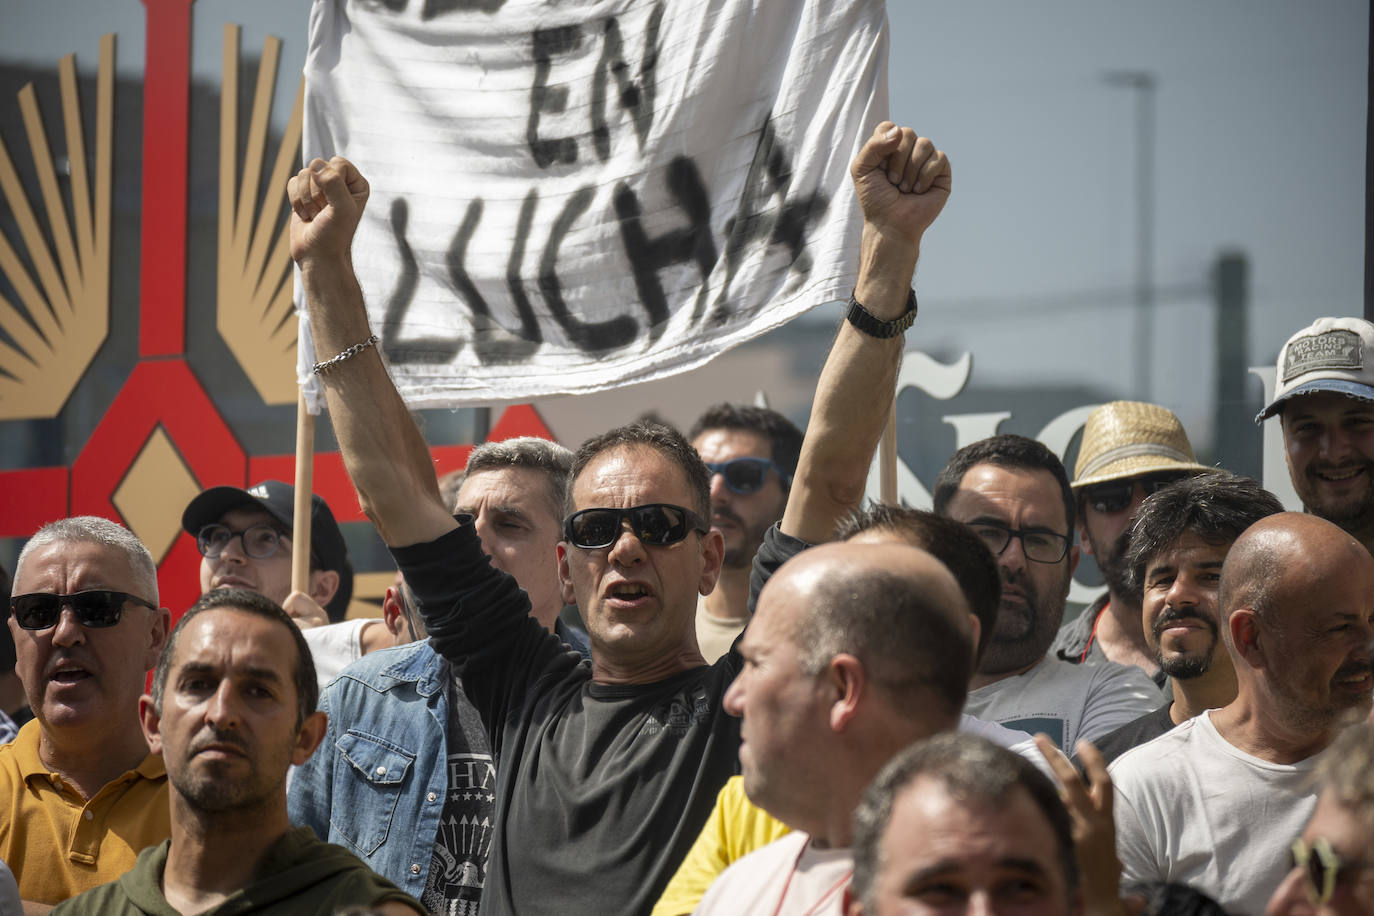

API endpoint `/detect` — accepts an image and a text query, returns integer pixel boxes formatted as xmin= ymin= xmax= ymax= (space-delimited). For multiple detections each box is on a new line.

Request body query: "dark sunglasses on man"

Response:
xmin=1082 ymin=473 xmax=1190 ymax=515
xmin=703 ymin=458 xmax=791 ymax=495
xmin=564 ymin=504 xmax=709 ymax=550
xmin=10 ymin=590 xmax=158 ymax=631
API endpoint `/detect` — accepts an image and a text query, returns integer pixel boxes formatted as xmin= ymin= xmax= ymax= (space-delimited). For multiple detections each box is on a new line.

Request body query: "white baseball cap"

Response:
xmin=1256 ymin=316 xmax=1374 ymax=421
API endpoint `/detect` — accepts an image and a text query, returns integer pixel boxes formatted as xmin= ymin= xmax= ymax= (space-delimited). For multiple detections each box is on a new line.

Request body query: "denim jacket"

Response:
xmin=287 ymin=640 xmax=451 ymax=900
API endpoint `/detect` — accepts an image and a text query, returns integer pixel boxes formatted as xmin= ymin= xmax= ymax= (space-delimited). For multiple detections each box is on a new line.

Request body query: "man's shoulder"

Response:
xmin=328 ymin=640 xmax=444 ymax=693
xmin=262 ymin=828 xmax=423 ymax=912
xmin=1050 ymin=595 xmax=1107 ymax=661
xmin=1109 ymin=714 xmax=1206 ymax=783
xmin=51 ymin=841 xmax=169 ymax=915
xmin=1086 ymin=704 xmax=1175 ymax=766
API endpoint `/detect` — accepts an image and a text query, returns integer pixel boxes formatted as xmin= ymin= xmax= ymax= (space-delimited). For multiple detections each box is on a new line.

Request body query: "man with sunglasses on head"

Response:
xmin=933 ymin=434 xmax=1159 ymax=751
xmin=1267 ymin=722 xmax=1374 ymax=916
xmin=1051 ymin=402 xmax=1211 ymax=687
xmin=289 ymin=118 xmax=949 ymax=914
xmin=1 ymin=517 xmax=173 ymax=909
xmin=1112 ymin=512 xmax=1374 ymax=915
xmin=688 ymin=404 xmax=802 ymax=663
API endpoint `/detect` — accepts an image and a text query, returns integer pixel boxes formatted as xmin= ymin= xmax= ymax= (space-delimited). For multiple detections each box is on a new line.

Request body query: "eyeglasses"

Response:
xmin=704 ymin=458 xmax=791 ymax=495
xmin=196 ymin=523 xmax=288 ymax=560
xmin=1292 ymin=837 xmax=1341 ymax=905
xmin=1082 ymin=474 xmax=1189 ymax=514
xmin=10 ymin=590 xmax=158 ymax=631
xmin=564 ymin=504 xmax=708 ymax=549
xmin=970 ymin=522 xmax=1071 ymax=564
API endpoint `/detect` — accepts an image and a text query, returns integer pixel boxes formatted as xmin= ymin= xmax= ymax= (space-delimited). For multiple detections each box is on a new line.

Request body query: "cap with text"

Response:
xmin=1257 ymin=316 xmax=1374 ymax=421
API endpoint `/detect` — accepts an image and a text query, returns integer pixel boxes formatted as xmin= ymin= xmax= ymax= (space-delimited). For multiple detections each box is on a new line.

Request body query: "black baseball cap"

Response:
xmin=181 ymin=480 xmax=354 ymax=621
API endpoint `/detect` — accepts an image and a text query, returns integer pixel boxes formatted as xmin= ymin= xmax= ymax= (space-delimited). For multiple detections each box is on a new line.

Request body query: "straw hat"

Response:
xmin=1072 ymin=401 xmax=1213 ymax=489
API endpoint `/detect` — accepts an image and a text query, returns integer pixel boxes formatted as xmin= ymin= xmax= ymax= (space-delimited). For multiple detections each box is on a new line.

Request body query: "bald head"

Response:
xmin=1219 ymin=511 xmax=1374 ymax=734
xmin=1221 ymin=512 xmax=1373 ymax=633
xmin=769 ymin=541 xmax=974 ymax=720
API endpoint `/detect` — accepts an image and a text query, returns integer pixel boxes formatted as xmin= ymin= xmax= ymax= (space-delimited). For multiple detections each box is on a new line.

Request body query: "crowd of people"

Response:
xmin=0 ymin=121 xmax=1371 ymax=916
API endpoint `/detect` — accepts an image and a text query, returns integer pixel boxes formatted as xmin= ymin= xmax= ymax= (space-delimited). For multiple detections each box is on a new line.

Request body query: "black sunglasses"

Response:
xmin=1082 ymin=473 xmax=1189 ymax=515
xmin=564 ymin=504 xmax=708 ymax=549
xmin=10 ymin=590 xmax=158 ymax=631
xmin=704 ymin=458 xmax=791 ymax=495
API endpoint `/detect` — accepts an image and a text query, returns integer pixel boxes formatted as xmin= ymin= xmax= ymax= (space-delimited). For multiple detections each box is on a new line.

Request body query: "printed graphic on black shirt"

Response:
xmin=421 ymin=684 xmax=495 ymax=916
xmin=644 ymin=684 xmax=712 ymax=737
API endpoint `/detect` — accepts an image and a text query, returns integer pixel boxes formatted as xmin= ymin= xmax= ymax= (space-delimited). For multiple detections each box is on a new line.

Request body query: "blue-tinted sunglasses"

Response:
xmin=704 ymin=458 xmax=791 ymax=495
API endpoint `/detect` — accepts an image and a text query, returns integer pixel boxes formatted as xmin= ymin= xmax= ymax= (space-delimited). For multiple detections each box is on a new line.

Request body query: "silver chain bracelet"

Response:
xmin=312 ymin=334 xmax=380 ymax=374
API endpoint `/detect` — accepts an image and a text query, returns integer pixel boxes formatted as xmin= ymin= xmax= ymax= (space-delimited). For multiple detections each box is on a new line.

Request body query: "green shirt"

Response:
xmin=52 ymin=826 xmax=424 ymax=915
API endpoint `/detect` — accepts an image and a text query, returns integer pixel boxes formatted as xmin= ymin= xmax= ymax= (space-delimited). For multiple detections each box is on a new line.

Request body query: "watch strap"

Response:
xmin=845 ymin=289 xmax=917 ymax=338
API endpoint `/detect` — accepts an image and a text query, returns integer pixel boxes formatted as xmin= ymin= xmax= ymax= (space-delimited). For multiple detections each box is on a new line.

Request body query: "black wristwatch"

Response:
xmin=845 ymin=289 xmax=917 ymax=338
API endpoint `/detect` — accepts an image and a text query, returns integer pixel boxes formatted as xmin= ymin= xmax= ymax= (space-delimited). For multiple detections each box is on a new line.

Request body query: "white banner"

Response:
xmin=300 ymin=0 xmax=889 ymax=406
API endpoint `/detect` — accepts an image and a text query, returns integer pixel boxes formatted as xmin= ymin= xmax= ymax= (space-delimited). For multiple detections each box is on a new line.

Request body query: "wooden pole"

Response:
xmin=879 ymin=401 xmax=897 ymax=504
xmin=291 ymin=389 xmax=315 ymax=595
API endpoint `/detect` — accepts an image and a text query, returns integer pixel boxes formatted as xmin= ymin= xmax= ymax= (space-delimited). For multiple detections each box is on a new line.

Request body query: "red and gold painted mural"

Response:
xmin=0 ymin=0 xmax=555 ymax=618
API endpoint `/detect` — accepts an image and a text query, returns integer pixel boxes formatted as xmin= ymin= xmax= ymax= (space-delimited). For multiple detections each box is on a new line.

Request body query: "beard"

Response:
xmin=715 ymin=506 xmax=773 ymax=569
xmin=1087 ymin=524 xmax=1135 ymax=599
xmin=1299 ymin=460 xmax=1374 ymax=535
xmin=1150 ymin=607 xmax=1219 ymax=680
xmin=172 ymin=730 xmax=283 ymax=814
xmin=978 ymin=565 xmax=1070 ymax=676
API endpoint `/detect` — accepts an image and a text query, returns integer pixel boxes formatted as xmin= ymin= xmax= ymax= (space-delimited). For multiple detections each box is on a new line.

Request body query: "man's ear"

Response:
xmin=1077 ymin=514 xmax=1095 ymax=559
xmin=1066 ymin=543 xmax=1081 ymax=579
xmin=309 ymin=569 xmax=341 ymax=608
xmin=382 ymin=587 xmax=406 ymax=638
xmin=698 ymin=529 xmax=725 ymax=597
xmin=139 ymin=694 xmax=164 ymax=755
xmin=1229 ymin=608 xmax=1265 ymax=669
xmin=556 ymin=543 xmax=577 ymax=606
xmin=827 ymin=654 xmax=865 ymax=733
xmin=293 ymin=710 xmax=328 ymax=765
xmin=143 ymin=608 xmax=172 ymax=671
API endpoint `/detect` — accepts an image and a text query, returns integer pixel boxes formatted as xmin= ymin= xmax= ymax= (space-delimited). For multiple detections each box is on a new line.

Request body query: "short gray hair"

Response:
xmin=448 ymin=437 xmax=573 ymax=522
xmin=15 ymin=516 xmax=158 ymax=605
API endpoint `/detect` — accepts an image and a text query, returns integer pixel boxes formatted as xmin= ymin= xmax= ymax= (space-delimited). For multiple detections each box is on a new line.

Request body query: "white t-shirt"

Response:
xmin=694 ymin=831 xmax=852 ymax=915
xmin=301 ymin=617 xmax=374 ymax=689
xmin=1110 ymin=710 xmax=1322 ymax=916
xmin=963 ymin=654 xmax=1159 ymax=751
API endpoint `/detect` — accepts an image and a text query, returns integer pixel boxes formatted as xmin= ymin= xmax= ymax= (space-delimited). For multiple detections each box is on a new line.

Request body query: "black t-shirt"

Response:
xmin=1083 ymin=702 xmax=1177 ymax=766
xmin=393 ymin=520 xmax=743 ymax=916
xmin=421 ymin=674 xmax=495 ymax=915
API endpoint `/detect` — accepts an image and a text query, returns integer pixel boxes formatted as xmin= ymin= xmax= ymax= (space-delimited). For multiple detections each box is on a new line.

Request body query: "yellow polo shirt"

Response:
xmin=0 ymin=720 xmax=170 ymax=905
xmin=650 ymin=775 xmax=792 ymax=916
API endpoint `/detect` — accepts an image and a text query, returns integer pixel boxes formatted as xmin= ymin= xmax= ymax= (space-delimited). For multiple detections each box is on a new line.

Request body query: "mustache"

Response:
xmin=710 ymin=506 xmax=745 ymax=528
xmin=1308 ymin=460 xmax=1374 ymax=478
xmin=189 ymin=730 xmax=250 ymax=756
xmin=1334 ymin=658 xmax=1374 ymax=681
xmin=1151 ymin=607 xmax=1217 ymax=642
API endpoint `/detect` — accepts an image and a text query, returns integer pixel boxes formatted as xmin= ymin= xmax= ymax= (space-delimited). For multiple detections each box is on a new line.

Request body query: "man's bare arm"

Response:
xmin=288 ymin=158 xmax=455 ymax=548
xmin=781 ymin=123 xmax=951 ymax=543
